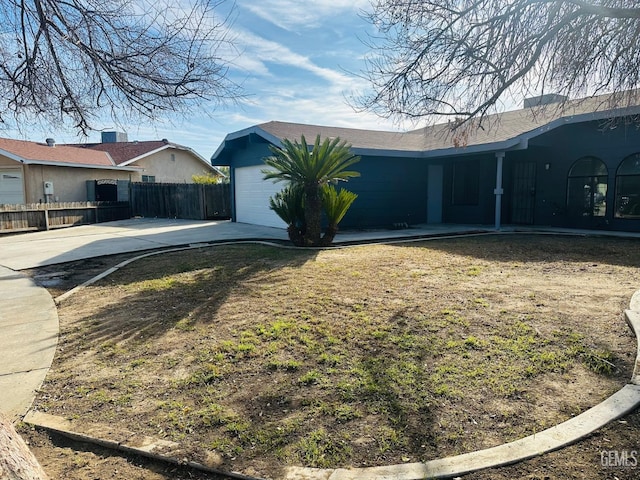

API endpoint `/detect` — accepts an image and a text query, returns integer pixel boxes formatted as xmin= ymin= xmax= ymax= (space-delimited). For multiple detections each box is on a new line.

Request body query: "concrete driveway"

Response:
xmin=0 ymin=218 xmax=290 ymax=270
xmin=0 ymin=218 xmax=289 ymax=420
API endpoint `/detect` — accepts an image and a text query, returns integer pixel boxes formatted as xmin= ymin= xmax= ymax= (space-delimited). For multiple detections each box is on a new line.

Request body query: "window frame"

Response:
xmin=615 ymin=153 xmax=640 ymax=219
xmin=566 ymin=156 xmax=608 ymax=219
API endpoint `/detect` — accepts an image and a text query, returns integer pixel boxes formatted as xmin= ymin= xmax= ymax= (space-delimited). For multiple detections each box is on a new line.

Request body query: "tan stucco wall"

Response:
xmin=0 ymin=156 xmax=20 ymax=167
xmin=23 ymin=165 xmax=137 ymax=203
xmin=134 ymin=149 xmax=215 ymax=183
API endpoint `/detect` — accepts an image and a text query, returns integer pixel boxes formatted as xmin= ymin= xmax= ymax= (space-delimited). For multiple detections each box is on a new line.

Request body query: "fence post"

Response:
xmin=44 ymin=205 xmax=50 ymax=231
xmin=200 ymin=184 xmax=206 ymax=220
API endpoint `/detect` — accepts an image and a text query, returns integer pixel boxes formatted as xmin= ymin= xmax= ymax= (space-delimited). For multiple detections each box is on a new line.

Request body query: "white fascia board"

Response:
xmin=104 ymin=152 xmax=117 ymax=166
xmin=118 ymin=145 xmax=171 ymax=166
xmin=121 ymin=144 xmax=224 ymax=176
xmin=20 ymin=159 xmax=141 ymax=171
xmin=0 ymin=149 xmax=26 ymax=163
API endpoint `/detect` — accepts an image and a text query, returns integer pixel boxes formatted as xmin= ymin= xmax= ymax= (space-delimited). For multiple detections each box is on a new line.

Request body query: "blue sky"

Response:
xmin=6 ymin=0 xmax=404 ymax=161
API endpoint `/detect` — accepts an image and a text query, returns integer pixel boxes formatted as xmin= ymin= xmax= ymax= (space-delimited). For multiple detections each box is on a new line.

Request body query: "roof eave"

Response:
xmin=211 ymin=103 xmax=640 ymax=163
xmin=119 ymin=145 xmax=171 ymax=166
xmin=21 ymin=159 xmax=141 ymax=171
xmin=211 ymin=126 xmax=283 ymax=163
xmin=123 ymin=143 xmax=223 ymax=175
xmin=0 ymin=149 xmax=26 ymax=163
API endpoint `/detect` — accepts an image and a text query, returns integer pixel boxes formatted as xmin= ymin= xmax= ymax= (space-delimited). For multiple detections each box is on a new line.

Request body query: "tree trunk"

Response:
xmin=303 ymin=184 xmax=322 ymax=246
xmin=321 ymin=224 xmax=338 ymax=246
xmin=0 ymin=412 xmax=49 ymax=480
xmin=287 ymin=224 xmax=306 ymax=247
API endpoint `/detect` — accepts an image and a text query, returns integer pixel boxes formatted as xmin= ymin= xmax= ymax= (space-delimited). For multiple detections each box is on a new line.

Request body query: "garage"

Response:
xmin=0 ymin=169 xmax=25 ymax=205
xmin=234 ymin=165 xmax=286 ymax=228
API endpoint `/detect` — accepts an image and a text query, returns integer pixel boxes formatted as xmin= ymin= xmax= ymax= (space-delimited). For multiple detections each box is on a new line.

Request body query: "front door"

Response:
xmin=511 ymin=162 xmax=536 ymax=224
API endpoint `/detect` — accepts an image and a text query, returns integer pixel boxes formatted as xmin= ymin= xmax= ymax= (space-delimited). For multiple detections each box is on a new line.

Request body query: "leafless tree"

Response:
xmin=0 ymin=0 xmax=239 ymax=133
xmin=357 ymin=0 xmax=640 ymax=126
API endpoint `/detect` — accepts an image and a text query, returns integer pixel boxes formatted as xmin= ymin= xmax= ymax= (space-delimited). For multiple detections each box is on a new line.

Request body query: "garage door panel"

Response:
xmin=0 ymin=169 xmax=25 ymax=205
xmin=235 ymin=166 xmax=286 ymax=228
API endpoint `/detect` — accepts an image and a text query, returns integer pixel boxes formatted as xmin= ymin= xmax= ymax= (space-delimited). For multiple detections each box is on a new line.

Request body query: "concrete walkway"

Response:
xmin=0 ymin=218 xmax=290 ymax=270
xmin=0 ymin=267 xmax=58 ymax=421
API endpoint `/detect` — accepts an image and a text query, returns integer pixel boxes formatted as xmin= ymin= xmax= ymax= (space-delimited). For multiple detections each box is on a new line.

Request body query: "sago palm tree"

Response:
xmin=321 ymin=185 xmax=358 ymax=246
xmin=268 ymin=184 xmax=306 ymax=246
xmin=263 ymin=135 xmax=360 ymax=246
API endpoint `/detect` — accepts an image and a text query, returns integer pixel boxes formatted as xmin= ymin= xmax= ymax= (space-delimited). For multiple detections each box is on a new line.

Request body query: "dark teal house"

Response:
xmin=211 ymin=92 xmax=640 ymax=233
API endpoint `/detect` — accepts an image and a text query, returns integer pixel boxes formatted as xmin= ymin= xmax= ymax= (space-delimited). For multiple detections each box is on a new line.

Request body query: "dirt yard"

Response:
xmin=22 ymin=233 xmax=640 ymax=479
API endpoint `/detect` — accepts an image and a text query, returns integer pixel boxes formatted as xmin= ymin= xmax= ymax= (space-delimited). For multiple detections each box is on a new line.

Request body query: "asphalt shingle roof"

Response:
xmin=252 ymin=91 xmax=640 ymax=157
xmin=76 ymin=140 xmax=176 ymax=165
xmin=0 ymin=138 xmax=114 ymax=166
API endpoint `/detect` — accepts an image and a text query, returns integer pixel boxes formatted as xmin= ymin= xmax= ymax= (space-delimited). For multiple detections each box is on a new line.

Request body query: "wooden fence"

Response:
xmin=0 ymin=202 xmax=130 ymax=233
xmin=129 ymin=183 xmax=231 ymax=220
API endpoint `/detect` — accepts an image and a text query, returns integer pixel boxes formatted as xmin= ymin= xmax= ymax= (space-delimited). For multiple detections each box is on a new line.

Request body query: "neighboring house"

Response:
xmin=0 ymin=132 xmax=222 ymax=205
xmin=211 ymin=91 xmax=640 ymax=233
xmin=76 ymin=132 xmax=223 ymax=185
xmin=0 ymin=137 xmax=138 ymax=204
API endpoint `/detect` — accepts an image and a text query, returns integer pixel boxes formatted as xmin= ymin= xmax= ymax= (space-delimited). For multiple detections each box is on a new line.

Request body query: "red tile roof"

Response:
xmin=0 ymin=138 xmax=114 ymax=166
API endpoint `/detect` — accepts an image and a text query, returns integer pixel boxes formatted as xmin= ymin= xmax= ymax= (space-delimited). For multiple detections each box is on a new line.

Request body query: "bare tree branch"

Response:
xmin=355 ymin=0 xmax=640 ymax=127
xmin=0 ymin=0 xmax=240 ymax=134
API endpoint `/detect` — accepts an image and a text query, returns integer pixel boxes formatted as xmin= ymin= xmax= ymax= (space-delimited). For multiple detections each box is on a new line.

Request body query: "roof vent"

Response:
xmin=162 ymin=138 xmax=169 ymax=144
xmin=523 ymin=93 xmax=568 ymax=108
xmin=45 ymin=138 xmax=55 ymax=147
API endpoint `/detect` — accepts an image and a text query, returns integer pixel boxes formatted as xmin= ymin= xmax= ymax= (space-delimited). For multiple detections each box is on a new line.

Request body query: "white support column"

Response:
xmin=494 ymin=151 xmax=505 ymax=230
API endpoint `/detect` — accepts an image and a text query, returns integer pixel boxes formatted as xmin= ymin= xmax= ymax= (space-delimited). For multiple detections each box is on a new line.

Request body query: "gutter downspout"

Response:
xmin=494 ymin=152 xmax=505 ymax=230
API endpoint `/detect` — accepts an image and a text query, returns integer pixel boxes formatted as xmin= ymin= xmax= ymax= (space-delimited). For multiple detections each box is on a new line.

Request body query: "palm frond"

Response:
xmin=268 ymin=184 xmax=305 ymax=226
xmin=322 ymin=185 xmax=358 ymax=226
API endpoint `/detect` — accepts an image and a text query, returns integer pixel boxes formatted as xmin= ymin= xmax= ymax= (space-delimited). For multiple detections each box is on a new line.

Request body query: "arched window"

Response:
xmin=566 ymin=156 xmax=607 ymax=218
xmin=615 ymin=153 xmax=640 ymax=218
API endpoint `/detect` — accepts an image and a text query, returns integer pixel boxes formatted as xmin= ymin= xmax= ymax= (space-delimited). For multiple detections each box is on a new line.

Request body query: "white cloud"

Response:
xmin=240 ymin=0 xmax=371 ymax=31
xmin=229 ymin=27 xmax=355 ymax=93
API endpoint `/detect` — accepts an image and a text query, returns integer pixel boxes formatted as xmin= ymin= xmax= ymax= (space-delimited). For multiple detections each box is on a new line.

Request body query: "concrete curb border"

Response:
xmin=54 ymin=240 xmax=288 ymax=305
xmin=29 ymin=233 xmax=640 ymax=480
xmin=22 ymin=410 xmax=263 ymax=480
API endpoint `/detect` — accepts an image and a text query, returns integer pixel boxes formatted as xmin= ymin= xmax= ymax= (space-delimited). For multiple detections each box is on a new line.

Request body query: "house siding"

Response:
xmin=23 ymin=164 xmax=134 ymax=203
xmin=513 ymin=121 xmax=640 ymax=231
xmin=217 ymin=117 xmax=640 ymax=232
xmin=133 ymin=149 xmax=211 ymax=183
xmin=442 ymin=155 xmax=497 ymax=225
xmin=341 ymin=156 xmax=429 ymax=228
xmin=224 ymin=141 xmax=432 ymax=229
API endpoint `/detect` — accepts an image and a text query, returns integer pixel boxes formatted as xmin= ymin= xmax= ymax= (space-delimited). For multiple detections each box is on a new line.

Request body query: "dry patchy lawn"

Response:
xmin=28 ymin=234 xmax=640 ymax=479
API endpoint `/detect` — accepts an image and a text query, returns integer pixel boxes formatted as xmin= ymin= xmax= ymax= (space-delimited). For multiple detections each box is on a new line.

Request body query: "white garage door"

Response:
xmin=0 ymin=169 xmax=25 ymax=205
xmin=235 ymin=165 xmax=286 ymax=228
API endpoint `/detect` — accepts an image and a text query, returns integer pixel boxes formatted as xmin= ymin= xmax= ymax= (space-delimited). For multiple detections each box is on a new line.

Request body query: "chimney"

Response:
xmin=45 ymin=138 xmax=55 ymax=147
xmin=523 ymin=93 xmax=568 ymax=109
